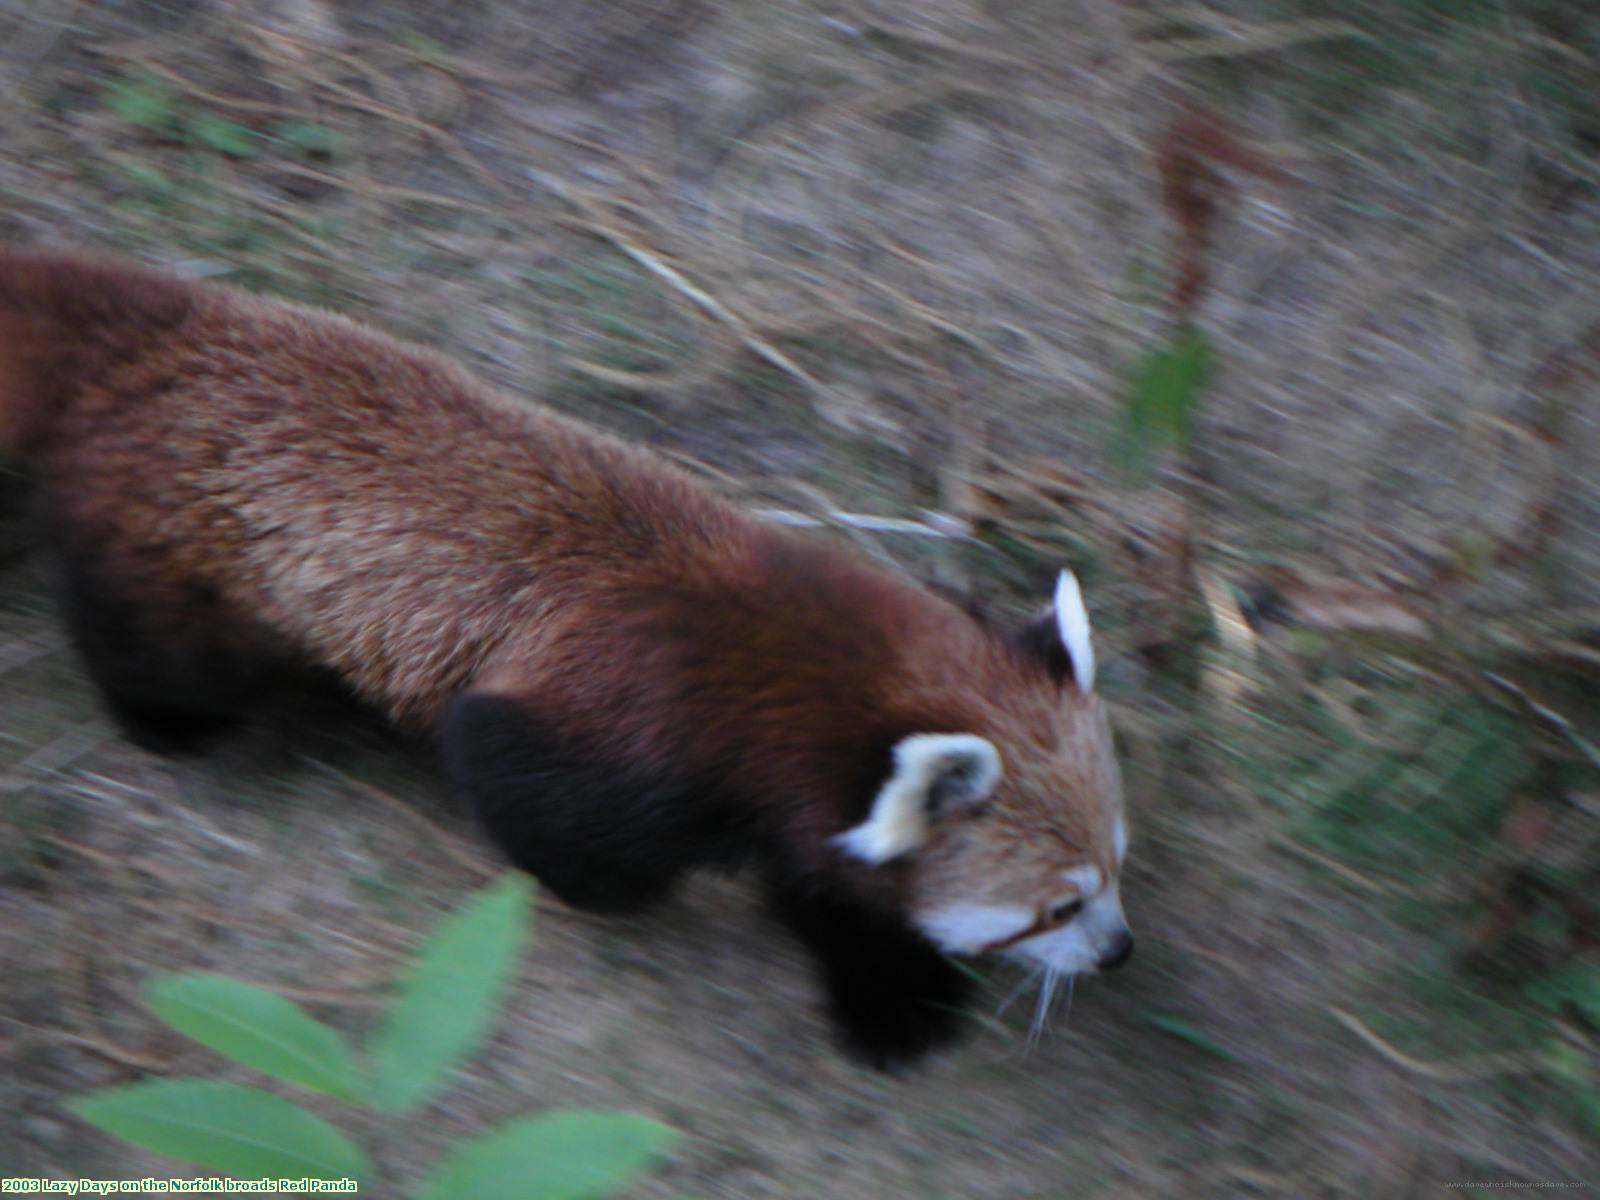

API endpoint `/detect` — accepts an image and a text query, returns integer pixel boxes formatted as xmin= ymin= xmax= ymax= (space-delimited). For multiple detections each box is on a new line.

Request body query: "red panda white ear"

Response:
xmin=1053 ymin=569 xmax=1096 ymax=693
xmin=834 ymin=734 xmax=1002 ymax=866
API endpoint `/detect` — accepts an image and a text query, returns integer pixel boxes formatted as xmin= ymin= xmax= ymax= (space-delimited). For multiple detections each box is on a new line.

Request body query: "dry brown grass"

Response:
xmin=2 ymin=0 xmax=1597 ymax=1194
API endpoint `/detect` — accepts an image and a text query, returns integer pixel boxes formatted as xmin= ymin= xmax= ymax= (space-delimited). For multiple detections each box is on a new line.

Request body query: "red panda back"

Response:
xmin=0 ymin=249 xmax=194 ymax=454
xmin=1 ymin=250 xmax=806 ymax=725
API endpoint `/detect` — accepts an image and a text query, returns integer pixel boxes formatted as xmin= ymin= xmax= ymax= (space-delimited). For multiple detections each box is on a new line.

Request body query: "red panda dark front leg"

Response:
xmin=0 ymin=465 xmax=33 ymax=563
xmin=443 ymin=692 xmax=969 ymax=1066
xmin=54 ymin=540 xmax=277 ymax=753
xmin=439 ymin=691 xmax=747 ymax=913
xmin=766 ymin=875 xmax=972 ymax=1070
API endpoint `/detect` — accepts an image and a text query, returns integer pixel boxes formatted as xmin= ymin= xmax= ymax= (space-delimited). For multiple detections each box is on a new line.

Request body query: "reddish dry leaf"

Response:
xmin=1261 ymin=569 xmax=1433 ymax=638
xmin=1155 ymin=104 xmax=1289 ymax=317
xmin=958 ymin=460 xmax=1095 ymax=530
xmin=1019 ymin=461 xmax=1094 ymax=509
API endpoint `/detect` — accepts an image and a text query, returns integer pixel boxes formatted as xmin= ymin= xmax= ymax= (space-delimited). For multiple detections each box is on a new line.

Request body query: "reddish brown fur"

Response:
xmin=0 ymin=252 xmax=193 ymax=452
xmin=8 ymin=256 xmax=1030 ymax=758
xmin=0 ymin=247 xmax=1125 ymax=1066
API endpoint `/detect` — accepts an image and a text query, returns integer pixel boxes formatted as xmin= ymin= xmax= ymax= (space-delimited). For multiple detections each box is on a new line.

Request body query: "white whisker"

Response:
xmin=1027 ymin=969 xmax=1059 ymax=1052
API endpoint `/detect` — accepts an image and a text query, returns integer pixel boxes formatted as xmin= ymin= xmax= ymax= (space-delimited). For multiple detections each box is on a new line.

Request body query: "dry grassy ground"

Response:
xmin=1 ymin=0 xmax=1597 ymax=1196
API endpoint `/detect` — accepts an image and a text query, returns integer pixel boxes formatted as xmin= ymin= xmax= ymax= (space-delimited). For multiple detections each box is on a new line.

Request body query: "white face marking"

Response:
xmin=918 ymin=903 xmax=1034 ymax=954
xmin=834 ymin=733 xmax=1002 ymax=865
xmin=1008 ymin=880 xmax=1129 ymax=976
xmin=1112 ymin=816 xmax=1128 ymax=866
xmin=1060 ymin=864 xmax=1103 ymax=899
xmin=1011 ymin=922 xmax=1097 ymax=975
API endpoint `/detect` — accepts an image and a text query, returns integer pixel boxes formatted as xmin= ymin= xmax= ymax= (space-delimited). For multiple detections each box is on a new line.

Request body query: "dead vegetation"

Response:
xmin=1 ymin=0 xmax=1597 ymax=1194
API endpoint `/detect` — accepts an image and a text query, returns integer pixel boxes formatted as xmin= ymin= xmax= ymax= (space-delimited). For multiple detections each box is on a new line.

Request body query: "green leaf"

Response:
xmin=1574 ymin=1087 xmax=1600 ymax=1135
xmin=414 ymin=1111 xmax=678 ymax=1200
xmin=144 ymin=973 xmax=363 ymax=1101
xmin=189 ymin=114 xmax=259 ymax=158
xmin=371 ymin=874 xmax=534 ymax=1113
xmin=121 ymin=161 xmax=173 ymax=198
xmin=1543 ymin=1038 xmax=1596 ymax=1089
xmin=1114 ymin=324 xmax=1213 ymax=477
xmin=1525 ymin=963 xmax=1600 ymax=1025
xmin=68 ymin=1080 xmax=369 ymax=1180
xmin=397 ymin=31 xmax=450 ymax=64
xmin=271 ymin=120 xmax=340 ymax=157
xmin=1142 ymin=1012 xmax=1243 ymax=1064
xmin=103 ymin=71 xmax=180 ymax=129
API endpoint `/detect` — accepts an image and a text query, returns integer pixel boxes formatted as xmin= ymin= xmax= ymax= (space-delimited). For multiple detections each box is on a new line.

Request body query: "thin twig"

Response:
xmin=525 ymin=167 xmax=830 ymax=399
xmin=1143 ymin=19 xmax=1364 ymax=63
xmin=1326 ymin=1007 xmax=1540 ymax=1083
xmin=1482 ymin=672 xmax=1600 ymax=772
xmin=754 ymin=508 xmax=973 ymax=540
xmin=1274 ymin=837 xmax=1429 ymax=897
xmin=0 ymin=1014 xmax=171 ymax=1072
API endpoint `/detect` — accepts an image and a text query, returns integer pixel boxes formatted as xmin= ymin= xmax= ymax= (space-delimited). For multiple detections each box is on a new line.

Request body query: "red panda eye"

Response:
xmin=1048 ymin=898 xmax=1084 ymax=924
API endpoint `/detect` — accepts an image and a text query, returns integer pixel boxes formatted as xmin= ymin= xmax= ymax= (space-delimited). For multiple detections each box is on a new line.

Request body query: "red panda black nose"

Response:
xmin=1097 ymin=930 xmax=1134 ymax=971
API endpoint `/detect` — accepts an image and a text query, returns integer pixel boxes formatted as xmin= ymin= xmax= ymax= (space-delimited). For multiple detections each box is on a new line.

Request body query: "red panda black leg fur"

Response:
xmin=52 ymin=533 xmax=279 ymax=753
xmin=440 ymin=692 xmax=750 ymax=913
xmin=766 ymin=876 xmax=972 ymax=1070
xmin=445 ymin=689 xmax=973 ymax=1065
xmin=0 ymin=465 xmax=32 ymax=562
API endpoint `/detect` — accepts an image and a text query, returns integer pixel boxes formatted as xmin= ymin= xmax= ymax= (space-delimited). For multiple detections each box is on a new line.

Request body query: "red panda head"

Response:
xmin=834 ymin=571 xmax=1133 ymax=977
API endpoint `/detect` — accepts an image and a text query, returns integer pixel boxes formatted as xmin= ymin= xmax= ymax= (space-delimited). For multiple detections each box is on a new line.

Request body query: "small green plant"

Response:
xmin=102 ymin=70 xmax=182 ymax=131
xmin=187 ymin=113 xmax=260 ymax=159
xmin=1293 ymin=698 xmax=1529 ymax=880
xmin=270 ymin=119 xmax=341 ymax=159
xmin=1263 ymin=675 xmax=1600 ymax=1132
xmin=68 ymin=875 xmax=678 ymax=1196
xmin=1113 ymin=322 xmax=1213 ymax=480
xmin=100 ymin=70 xmax=339 ymax=163
xmin=1524 ymin=962 xmax=1600 ymax=1128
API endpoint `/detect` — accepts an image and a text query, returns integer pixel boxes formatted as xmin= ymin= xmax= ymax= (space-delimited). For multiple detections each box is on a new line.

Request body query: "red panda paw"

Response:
xmin=767 ymin=882 xmax=972 ymax=1073
xmin=831 ymin=980 xmax=969 ymax=1074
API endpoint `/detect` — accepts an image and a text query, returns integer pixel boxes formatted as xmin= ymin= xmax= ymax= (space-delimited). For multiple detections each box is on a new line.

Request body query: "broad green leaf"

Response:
xmin=68 ymin=1080 xmax=369 ymax=1180
xmin=371 ymin=874 xmax=534 ymax=1113
xmin=189 ymin=114 xmax=259 ymax=158
xmin=144 ymin=973 xmax=363 ymax=1100
xmin=414 ymin=1111 xmax=678 ymax=1200
xmin=1115 ymin=324 xmax=1213 ymax=477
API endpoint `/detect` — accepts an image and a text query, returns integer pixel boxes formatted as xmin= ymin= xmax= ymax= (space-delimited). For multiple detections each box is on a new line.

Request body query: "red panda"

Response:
xmin=0 ymin=247 xmax=1131 ymax=1068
